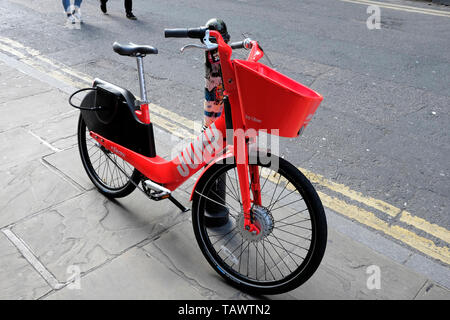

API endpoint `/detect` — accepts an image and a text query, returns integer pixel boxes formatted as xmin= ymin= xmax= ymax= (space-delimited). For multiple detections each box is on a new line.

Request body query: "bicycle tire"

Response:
xmin=77 ymin=113 xmax=141 ymax=198
xmin=192 ymin=153 xmax=327 ymax=294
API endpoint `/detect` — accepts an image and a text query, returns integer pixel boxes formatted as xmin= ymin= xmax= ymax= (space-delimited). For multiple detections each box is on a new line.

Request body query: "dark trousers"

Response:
xmin=102 ymin=0 xmax=133 ymax=13
xmin=125 ymin=0 xmax=132 ymax=13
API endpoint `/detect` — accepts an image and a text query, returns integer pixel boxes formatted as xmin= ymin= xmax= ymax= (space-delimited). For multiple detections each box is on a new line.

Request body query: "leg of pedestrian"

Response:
xmin=125 ymin=0 xmax=137 ymax=20
xmin=62 ymin=0 xmax=75 ymax=25
xmin=100 ymin=0 xmax=108 ymax=14
xmin=72 ymin=0 xmax=83 ymax=23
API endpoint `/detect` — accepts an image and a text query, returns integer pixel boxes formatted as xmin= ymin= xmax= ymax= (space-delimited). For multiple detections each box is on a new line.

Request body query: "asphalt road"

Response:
xmin=0 ymin=0 xmax=449 ymax=263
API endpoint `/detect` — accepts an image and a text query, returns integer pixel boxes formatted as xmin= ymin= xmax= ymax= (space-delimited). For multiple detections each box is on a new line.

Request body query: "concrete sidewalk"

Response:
xmin=0 ymin=57 xmax=448 ymax=300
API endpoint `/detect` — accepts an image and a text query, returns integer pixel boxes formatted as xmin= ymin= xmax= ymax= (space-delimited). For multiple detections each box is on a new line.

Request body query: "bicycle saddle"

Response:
xmin=112 ymin=42 xmax=158 ymax=57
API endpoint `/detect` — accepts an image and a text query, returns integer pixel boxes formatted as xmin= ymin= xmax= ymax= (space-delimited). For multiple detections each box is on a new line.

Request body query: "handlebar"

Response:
xmin=164 ymin=27 xmax=261 ymax=61
xmin=230 ymin=38 xmax=253 ymax=50
xmin=230 ymin=41 xmax=244 ymax=49
xmin=164 ymin=27 xmax=208 ymax=39
xmin=164 ymin=27 xmax=253 ymax=50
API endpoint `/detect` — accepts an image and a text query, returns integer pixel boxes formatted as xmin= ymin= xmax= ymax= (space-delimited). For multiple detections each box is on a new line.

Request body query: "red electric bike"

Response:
xmin=71 ymin=26 xmax=327 ymax=294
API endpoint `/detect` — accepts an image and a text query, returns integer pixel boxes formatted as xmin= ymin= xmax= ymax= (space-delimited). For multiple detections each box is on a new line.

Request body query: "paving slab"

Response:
xmin=0 ymin=159 xmax=81 ymax=228
xmin=29 ymin=111 xmax=79 ymax=151
xmin=281 ymin=227 xmax=428 ymax=300
xmin=45 ymin=247 xmax=204 ymax=300
xmin=43 ymin=146 xmax=95 ymax=191
xmin=0 ymin=64 xmax=52 ymax=103
xmin=143 ymin=220 xmax=255 ymax=300
xmin=10 ymin=189 xmax=189 ymax=283
xmin=143 ymin=218 xmax=434 ymax=300
xmin=414 ymin=281 xmax=450 ymax=300
xmin=0 ymin=127 xmax=54 ymax=170
xmin=404 ymin=252 xmax=450 ymax=289
xmin=27 ymin=110 xmax=78 ymax=151
xmin=0 ymin=232 xmax=51 ymax=299
xmin=0 ymin=88 xmax=72 ymax=133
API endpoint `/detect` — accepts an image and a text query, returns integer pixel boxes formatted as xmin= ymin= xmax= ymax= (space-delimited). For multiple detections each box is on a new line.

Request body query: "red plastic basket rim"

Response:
xmin=233 ymin=59 xmax=323 ymax=100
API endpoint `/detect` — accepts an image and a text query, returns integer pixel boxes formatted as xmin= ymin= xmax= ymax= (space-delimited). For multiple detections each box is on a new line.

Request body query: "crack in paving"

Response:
xmin=143 ymin=242 xmax=219 ymax=299
xmin=0 ymin=191 xmax=85 ymax=230
xmin=412 ymin=280 xmax=429 ymax=300
xmin=37 ymin=212 xmax=191 ymax=299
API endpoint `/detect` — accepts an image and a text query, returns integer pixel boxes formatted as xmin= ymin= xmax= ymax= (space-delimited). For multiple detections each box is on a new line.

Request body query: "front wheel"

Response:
xmin=192 ymin=153 xmax=327 ymax=295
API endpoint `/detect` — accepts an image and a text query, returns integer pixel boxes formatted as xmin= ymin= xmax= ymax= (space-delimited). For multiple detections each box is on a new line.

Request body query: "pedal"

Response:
xmin=142 ymin=180 xmax=171 ymax=200
xmin=141 ymin=180 xmax=189 ymax=212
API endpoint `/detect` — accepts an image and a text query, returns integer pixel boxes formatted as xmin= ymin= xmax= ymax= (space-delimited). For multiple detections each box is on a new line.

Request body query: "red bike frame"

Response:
xmin=90 ymin=30 xmax=264 ymax=233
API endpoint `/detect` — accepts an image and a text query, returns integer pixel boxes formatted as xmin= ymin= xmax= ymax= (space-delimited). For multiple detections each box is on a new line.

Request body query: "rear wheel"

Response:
xmin=77 ymin=114 xmax=141 ymax=198
xmin=192 ymin=153 xmax=327 ymax=294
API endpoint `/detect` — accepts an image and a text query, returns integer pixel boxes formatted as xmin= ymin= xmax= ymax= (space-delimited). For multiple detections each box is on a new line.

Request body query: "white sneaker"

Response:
xmin=73 ymin=6 xmax=83 ymax=23
xmin=66 ymin=14 xmax=76 ymax=24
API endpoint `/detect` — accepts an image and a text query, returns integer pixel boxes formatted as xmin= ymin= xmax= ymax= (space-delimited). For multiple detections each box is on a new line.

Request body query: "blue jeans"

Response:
xmin=62 ymin=0 xmax=82 ymax=12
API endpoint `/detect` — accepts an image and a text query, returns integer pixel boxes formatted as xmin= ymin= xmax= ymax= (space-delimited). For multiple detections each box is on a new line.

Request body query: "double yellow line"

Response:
xmin=340 ymin=0 xmax=450 ymax=18
xmin=0 ymin=36 xmax=448 ymax=265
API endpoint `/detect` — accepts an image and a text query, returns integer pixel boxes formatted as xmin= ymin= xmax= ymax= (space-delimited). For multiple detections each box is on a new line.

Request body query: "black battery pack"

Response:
xmin=80 ymin=79 xmax=156 ymax=157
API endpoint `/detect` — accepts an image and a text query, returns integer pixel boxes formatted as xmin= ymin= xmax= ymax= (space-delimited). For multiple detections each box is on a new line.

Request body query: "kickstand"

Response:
xmin=169 ymin=195 xmax=190 ymax=213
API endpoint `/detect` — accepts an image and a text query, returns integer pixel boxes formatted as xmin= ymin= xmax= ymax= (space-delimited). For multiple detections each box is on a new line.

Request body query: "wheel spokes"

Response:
xmin=84 ymin=127 xmax=134 ymax=189
xmin=203 ymin=164 xmax=314 ymax=283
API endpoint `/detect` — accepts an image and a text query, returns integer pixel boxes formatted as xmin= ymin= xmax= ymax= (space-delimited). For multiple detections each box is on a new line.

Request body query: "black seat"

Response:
xmin=112 ymin=42 xmax=158 ymax=57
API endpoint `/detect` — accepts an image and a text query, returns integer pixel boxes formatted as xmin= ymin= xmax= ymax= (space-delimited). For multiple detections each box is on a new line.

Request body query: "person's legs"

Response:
xmin=125 ymin=0 xmax=137 ymax=19
xmin=124 ymin=0 xmax=132 ymax=13
xmin=73 ymin=0 xmax=83 ymax=22
xmin=100 ymin=0 xmax=108 ymax=14
xmin=62 ymin=0 xmax=75 ymax=24
xmin=62 ymin=0 xmax=71 ymax=12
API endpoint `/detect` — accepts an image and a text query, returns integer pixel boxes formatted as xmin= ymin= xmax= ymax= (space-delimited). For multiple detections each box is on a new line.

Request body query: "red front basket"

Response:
xmin=233 ymin=60 xmax=323 ymax=137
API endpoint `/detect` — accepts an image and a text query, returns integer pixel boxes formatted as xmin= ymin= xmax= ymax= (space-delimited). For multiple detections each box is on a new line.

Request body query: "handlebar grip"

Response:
xmin=187 ymin=27 xmax=208 ymax=39
xmin=164 ymin=27 xmax=208 ymax=39
xmin=230 ymin=41 xmax=245 ymax=49
xmin=164 ymin=28 xmax=188 ymax=38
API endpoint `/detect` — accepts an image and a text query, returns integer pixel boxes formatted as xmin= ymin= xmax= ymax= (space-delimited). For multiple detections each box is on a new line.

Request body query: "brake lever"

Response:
xmin=180 ymin=29 xmax=218 ymax=53
xmin=180 ymin=44 xmax=208 ymax=53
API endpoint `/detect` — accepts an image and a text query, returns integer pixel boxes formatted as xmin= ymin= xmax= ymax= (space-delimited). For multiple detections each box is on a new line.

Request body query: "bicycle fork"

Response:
xmin=234 ymin=136 xmax=262 ymax=235
xmin=223 ymin=94 xmax=262 ymax=235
